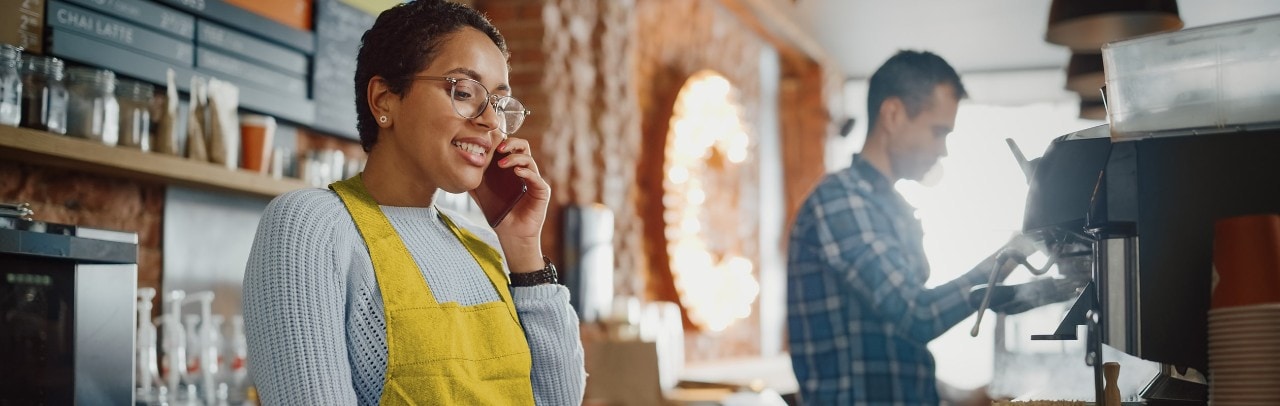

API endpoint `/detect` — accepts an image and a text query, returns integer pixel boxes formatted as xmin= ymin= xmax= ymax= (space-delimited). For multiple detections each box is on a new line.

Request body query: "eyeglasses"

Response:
xmin=413 ymin=76 xmax=531 ymax=135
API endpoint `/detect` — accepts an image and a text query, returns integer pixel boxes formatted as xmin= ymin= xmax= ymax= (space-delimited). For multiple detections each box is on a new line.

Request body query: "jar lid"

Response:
xmin=0 ymin=44 xmax=21 ymax=60
xmin=21 ymin=55 xmax=64 ymax=77
xmin=67 ymin=67 xmax=117 ymax=88
xmin=115 ymin=79 xmax=155 ymax=99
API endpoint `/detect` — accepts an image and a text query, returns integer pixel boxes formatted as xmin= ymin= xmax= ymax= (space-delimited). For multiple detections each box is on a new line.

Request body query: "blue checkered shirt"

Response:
xmin=787 ymin=154 xmax=992 ymax=406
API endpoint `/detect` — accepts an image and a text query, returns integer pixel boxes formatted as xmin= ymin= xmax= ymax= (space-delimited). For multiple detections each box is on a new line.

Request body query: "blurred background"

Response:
xmin=3 ymin=0 xmax=1280 ymax=404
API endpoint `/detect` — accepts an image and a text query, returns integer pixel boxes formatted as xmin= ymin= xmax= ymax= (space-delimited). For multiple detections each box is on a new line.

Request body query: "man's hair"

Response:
xmin=865 ymin=50 xmax=966 ymax=135
xmin=354 ymin=0 xmax=508 ymax=152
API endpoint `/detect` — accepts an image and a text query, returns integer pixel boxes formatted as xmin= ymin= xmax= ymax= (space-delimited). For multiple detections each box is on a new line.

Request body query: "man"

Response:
xmin=786 ymin=50 xmax=1030 ymax=405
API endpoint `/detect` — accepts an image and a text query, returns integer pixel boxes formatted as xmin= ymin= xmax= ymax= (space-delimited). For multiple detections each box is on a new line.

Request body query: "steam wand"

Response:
xmin=970 ymin=253 xmax=1006 ymax=337
xmin=970 ymin=249 xmax=1057 ymax=336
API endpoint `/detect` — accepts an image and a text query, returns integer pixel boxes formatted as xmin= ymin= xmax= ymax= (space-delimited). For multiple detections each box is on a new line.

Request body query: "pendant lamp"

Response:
xmin=1046 ymin=0 xmax=1183 ymax=52
xmin=1066 ymin=53 xmax=1105 ymax=100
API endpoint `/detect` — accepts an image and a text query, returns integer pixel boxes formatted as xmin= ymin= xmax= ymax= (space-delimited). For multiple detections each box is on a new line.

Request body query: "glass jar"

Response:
xmin=19 ymin=55 xmax=68 ymax=134
xmin=66 ymin=67 xmax=119 ymax=145
xmin=0 ymin=45 xmax=21 ymax=127
xmin=115 ymin=79 xmax=153 ymax=151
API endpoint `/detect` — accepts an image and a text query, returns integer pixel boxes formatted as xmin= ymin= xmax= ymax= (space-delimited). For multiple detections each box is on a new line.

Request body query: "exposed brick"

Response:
xmin=481 ymin=3 xmax=518 ymax=20
xmin=508 ymin=47 xmax=546 ymax=64
xmin=0 ymin=161 xmax=24 ymax=195
xmin=0 ymin=162 xmax=165 ymax=296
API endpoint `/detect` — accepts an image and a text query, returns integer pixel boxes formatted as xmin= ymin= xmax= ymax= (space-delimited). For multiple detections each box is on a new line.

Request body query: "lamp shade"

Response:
xmin=1066 ymin=53 xmax=1105 ymax=100
xmin=1080 ymin=99 xmax=1107 ymax=121
xmin=1046 ymin=0 xmax=1183 ymax=52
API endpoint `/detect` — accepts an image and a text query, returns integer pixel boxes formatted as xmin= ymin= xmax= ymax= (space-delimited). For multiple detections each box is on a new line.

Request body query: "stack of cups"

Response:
xmin=1208 ymin=214 xmax=1280 ymax=405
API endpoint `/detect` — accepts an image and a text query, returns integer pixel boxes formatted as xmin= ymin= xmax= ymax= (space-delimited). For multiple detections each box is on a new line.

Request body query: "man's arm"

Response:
xmin=809 ymin=192 xmax=1003 ymax=342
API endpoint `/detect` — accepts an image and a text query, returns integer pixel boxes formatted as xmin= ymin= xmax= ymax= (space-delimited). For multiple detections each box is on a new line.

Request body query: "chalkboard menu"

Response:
xmin=311 ymin=0 xmax=374 ymax=140
xmin=154 ymin=0 xmax=314 ymax=54
xmin=64 ymin=0 xmax=194 ymax=40
xmin=48 ymin=1 xmax=194 ymax=65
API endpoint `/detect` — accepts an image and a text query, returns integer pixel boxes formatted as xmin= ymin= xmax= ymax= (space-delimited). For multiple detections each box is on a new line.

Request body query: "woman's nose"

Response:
xmin=471 ymin=97 xmax=501 ymax=131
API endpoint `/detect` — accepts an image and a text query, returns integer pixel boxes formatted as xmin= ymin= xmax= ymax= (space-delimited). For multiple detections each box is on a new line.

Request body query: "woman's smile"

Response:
xmin=451 ymin=137 xmax=492 ymax=167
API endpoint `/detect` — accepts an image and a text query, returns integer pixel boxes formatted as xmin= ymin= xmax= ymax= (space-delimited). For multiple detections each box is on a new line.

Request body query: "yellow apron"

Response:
xmin=331 ymin=175 xmax=536 ymax=406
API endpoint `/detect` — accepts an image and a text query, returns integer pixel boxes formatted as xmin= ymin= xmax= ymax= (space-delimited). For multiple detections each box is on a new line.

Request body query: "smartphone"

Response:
xmin=471 ymin=151 xmax=527 ymax=228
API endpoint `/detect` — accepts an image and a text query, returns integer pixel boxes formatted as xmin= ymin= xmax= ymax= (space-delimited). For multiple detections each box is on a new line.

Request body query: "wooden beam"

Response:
xmin=717 ymin=0 xmax=839 ymax=72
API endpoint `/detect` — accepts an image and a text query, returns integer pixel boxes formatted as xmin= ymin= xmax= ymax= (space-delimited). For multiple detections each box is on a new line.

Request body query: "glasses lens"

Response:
xmin=495 ymin=97 xmax=527 ymax=134
xmin=450 ymin=79 xmax=487 ymax=119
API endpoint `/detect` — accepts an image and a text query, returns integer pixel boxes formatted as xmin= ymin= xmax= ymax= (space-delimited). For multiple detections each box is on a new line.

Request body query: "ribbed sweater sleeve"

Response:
xmin=513 ymin=285 xmax=587 ymax=406
xmin=242 ymin=189 xmax=358 ymax=405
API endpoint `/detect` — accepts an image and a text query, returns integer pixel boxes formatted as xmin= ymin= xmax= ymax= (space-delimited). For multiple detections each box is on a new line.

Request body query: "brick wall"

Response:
xmin=0 ymin=0 xmax=831 ymax=367
xmin=0 ymin=161 xmax=165 ymax=291
xmin=479 ymin=0 xmax=831 ymax=361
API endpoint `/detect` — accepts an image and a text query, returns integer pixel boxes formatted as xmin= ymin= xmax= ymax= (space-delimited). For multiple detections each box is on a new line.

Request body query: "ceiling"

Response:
xmin=797 ymin=0 xmax=1280 ymax=79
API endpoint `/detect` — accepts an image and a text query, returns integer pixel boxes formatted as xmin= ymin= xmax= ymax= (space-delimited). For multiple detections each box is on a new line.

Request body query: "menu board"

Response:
xmin=64 ymin=0 xmax=194 ymax=39
xmin=47 ymin=1 xmax=194 ymax=65
xmin=197 ymin=20 xmax=307 ymax=75
xmin=154 ymin=0 xmax=314 ymax=54
xmin=311 ymin=0 xmax=374 ymax=140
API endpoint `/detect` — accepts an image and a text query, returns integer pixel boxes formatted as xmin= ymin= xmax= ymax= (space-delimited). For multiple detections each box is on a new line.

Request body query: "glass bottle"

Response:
xmin=116 ymin=79 xmax=154 ymax=151
xmin=19 ymin=55 xmax=68 ymax=134
xmin=66 ymin=67 xmax=119 ymax=145
xmin=0 ymin=44 xmax=20 ymax=126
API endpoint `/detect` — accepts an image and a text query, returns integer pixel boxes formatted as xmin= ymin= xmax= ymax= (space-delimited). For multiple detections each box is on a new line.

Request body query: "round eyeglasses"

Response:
xmin=414 ymin=76 xmax=531 ymax=135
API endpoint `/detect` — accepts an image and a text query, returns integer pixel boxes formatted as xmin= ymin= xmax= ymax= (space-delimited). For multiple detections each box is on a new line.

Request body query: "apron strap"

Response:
xmin=330 ymin=175 xmax=439 ymax=307
xmin=437 ymin=213 xmax=522 ymax=325
xmin=331 ymin=174 xmax=521 ymax=325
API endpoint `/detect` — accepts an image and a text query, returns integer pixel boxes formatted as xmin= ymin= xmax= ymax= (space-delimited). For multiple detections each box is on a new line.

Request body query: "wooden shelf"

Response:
xmin=0 ymin=125 xmax=309 ymax=199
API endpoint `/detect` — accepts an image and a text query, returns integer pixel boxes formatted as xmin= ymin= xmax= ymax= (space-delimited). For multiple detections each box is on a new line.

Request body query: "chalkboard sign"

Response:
xmin=311 ymin=0 xmax=374 ymax=140
xmin=154 ymin=0 xmax=314 ymax=54
xmin=195 ymin=47 xmax=307 ymax=96
xmin=197 ymin=20 xmax=307 ymax=75
xmin=48 ymin=28 xmax=197 ymax=92
xmin=65 ymin=0 xmax=194 ymax=40
xmin=48 ymin=1 xmax=194 ymax=65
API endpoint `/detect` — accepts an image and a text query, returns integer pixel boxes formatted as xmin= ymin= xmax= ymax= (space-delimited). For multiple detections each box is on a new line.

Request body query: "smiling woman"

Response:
xmin=240 ymin=1 xmax=585 ymax=405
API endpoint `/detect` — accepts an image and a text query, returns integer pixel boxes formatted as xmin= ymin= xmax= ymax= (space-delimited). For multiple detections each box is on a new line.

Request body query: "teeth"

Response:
xmin=452 ymin=141 xmax=485 ymax=156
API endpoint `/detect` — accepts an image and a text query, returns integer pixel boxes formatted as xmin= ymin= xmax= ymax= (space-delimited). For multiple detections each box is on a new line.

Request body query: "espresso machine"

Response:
xmin=1016 ymin=122 xmax=1280 ymax=404
xmin=0 ymin=204 xmax=138 ymax=405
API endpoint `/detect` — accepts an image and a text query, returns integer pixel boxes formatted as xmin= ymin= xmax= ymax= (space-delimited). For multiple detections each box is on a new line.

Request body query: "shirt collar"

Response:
xmin=850 ymin=153 xmax=895 ymax=195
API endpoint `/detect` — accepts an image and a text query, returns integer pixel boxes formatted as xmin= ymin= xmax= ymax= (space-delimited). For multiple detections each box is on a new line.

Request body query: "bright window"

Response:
xmin=901 ymin=100 xmax=1101 ymax=390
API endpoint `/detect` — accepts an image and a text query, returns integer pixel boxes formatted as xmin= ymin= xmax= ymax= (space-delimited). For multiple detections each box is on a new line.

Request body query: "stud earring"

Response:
xmin=378 ymin=115 xmax=388 ymax=124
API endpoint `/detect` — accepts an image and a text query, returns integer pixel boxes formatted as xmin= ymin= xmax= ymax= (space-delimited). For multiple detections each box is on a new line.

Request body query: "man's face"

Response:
xmin=888 ymin=84 xmax=959 ymax=181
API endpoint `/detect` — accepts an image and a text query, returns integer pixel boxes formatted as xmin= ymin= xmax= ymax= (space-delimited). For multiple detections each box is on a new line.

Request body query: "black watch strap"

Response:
xmin=509 ymin=256 xmax=558 ymax=287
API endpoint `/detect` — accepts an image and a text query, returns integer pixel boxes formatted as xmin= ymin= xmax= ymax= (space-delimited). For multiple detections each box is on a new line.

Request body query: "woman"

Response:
xmin=242 ymin=1 xmax=586 ymax=404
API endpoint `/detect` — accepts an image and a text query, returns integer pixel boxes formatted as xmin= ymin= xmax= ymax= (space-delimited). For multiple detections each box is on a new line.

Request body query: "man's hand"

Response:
xmin=1004 ymin=233 xmax=1038 ymax=261
xmin=995 ymin=233 xmax=1041 ymax=280
xmin=968 ymin=278 xmax=1085 ymax=315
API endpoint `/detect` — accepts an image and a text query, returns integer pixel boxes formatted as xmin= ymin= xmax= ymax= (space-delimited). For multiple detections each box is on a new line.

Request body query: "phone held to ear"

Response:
xmin=471 ymin=151 xmax=527 ymax=228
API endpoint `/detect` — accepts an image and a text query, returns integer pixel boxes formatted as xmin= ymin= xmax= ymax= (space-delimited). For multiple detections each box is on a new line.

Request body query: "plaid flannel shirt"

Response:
xmin=787 ymin=154 xmax=992 ymax=406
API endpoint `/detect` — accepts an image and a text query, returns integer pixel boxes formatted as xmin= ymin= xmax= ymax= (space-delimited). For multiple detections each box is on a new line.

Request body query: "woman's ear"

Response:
xmin=368 ymin=76 xmax=397 ymax=127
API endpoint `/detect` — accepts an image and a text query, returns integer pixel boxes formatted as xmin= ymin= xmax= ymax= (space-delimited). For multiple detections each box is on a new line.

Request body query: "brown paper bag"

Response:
xmin=584 ymin=340 xmax=667 ymax=406
xmin=185 ymin=78 xmax=208 ymax=161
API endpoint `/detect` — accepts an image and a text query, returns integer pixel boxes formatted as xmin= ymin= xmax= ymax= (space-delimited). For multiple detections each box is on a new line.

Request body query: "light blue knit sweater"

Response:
xmin=243 ymin=188 xmax=586 ymax=405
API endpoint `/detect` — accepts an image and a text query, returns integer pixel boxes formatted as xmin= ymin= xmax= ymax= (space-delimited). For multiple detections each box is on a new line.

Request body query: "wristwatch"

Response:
xmin=509 ymin=256 xmax=558 ymax=287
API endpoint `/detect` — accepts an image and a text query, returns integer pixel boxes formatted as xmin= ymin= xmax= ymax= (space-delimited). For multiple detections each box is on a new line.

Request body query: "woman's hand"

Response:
xmin=488 ymin=136 xmax=549 ymax=273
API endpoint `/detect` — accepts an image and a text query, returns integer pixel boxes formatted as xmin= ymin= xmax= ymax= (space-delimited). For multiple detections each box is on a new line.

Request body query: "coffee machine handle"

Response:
xmin=1005 ymin=138 xmax=1034 ymax=184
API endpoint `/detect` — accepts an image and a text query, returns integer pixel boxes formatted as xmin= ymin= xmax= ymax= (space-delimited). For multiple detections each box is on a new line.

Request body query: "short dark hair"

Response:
xmin=354 ymin=0 xmax=508 ymax=152
xmin=865 ymin=50 xmax=966 ymax=135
